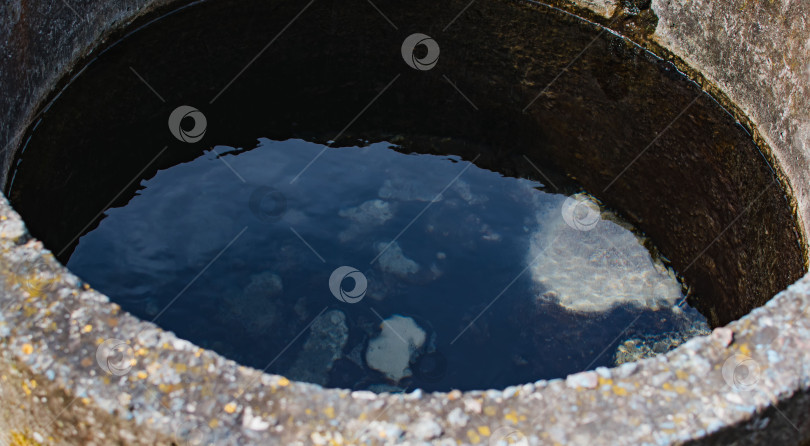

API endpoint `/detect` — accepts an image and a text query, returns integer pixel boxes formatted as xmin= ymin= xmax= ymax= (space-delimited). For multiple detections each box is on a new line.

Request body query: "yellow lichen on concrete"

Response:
xmin=17 ymin=274 xmax=51 ymax=299
xmin=9 ymin=431 xmax=42 ymax=446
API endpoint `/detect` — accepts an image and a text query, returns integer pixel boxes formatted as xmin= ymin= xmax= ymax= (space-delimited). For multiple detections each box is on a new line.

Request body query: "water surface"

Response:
xmin=66 ymin=138 xmax=709 ymax=391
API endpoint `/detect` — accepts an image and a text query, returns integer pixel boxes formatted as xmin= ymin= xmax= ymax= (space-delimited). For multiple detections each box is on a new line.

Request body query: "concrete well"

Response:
xmin=0 ymin=0 xmax=809 ymax=444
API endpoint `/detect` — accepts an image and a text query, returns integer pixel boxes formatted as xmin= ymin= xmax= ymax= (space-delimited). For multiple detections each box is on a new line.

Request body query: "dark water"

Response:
xmin=10 ymin=0 xmax=785 ymax=392
xmin=64 ymin=138 xmax=708 ymax=391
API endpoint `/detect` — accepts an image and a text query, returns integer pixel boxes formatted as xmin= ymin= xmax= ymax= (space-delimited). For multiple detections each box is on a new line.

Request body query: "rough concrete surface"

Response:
xmin=0 ymin=0 xmax=809 ymax=444
xmin=652 ymin=0 xmax=810 ymax=242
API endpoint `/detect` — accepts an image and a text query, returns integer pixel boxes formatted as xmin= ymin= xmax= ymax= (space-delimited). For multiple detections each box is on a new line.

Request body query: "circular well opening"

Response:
xmin=6 ymin=0 xmax=806 ymax=393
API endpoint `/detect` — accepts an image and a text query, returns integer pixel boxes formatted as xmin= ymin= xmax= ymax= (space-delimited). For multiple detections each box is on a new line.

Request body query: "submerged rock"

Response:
xmin=285 ymin=309 xmax=349 ymax=386
xmin=366 ymin=315 xmax=426 ymax=382
xmin=224 ymin=271 xmax=284 ymax=335
xmin=613 ymin=316 xmax=711 ymax=366
xmin=244 ymin=271 xmax=283 ymax=300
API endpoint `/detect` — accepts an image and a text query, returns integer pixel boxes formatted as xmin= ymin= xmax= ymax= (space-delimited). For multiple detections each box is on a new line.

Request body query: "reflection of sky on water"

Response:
xmin=67 ymin=138 xmax=708 ymax=391
xmin=527 ymin=193 xmax=685 ymax=313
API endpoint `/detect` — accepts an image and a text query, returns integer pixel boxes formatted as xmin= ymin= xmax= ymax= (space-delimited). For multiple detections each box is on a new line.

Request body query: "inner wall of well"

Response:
xmin=6 ymin=0 xmax=805 ymax=327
